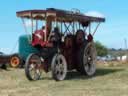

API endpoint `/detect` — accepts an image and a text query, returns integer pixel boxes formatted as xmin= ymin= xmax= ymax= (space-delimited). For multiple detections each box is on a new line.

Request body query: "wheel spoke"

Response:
xmin=51 ymin=54 xmax=67 ymax=81
xmin=33 ymin=70 xmax=39 ymax=80
xmin=83 ymin=42 xmax=96 ymax=76
xmin=25 ymin=53 xmax=42 ymax=81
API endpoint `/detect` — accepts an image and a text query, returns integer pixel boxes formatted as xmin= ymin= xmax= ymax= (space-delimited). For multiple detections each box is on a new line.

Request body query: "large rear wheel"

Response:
xmin=25 ymin=53 xmax=42 ymax=81
xmin=51 ymin=54 xmax=67 ymax=81
xmin=77 ymin=42 xmax=97 ymax=76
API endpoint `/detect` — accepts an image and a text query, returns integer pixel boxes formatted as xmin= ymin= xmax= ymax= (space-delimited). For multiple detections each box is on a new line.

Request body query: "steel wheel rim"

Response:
xmin=52 ymin=54 xmax=67 ymax=80
xmin=28 ymin=55 xmax=42 ymax=80
xmin=83 ymin=43 xmax=96 ymax=75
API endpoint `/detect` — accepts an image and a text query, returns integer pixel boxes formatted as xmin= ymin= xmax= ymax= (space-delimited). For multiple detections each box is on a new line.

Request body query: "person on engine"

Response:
xmin=34 ymin=26 xmax=46 ymax=40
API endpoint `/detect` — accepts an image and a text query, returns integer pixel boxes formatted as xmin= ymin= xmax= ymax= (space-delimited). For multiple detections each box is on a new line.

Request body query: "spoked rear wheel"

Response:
xmin=83 ymin=42 xmax=97 ymax=76
xmin=51 ymin=54 xmax=67 ymax=81
xmin=77 ymin=42 xmax=97 ymax=76
xmin=25 ymin=53 xmax=42 ymax=81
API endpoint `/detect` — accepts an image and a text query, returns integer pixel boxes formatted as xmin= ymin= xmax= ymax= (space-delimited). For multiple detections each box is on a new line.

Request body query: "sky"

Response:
xmin=0 ymin=0 xmax=128 ymax=54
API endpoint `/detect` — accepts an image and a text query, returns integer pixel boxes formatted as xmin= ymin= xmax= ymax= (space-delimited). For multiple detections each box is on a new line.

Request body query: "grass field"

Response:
xmin=0 ymin=64 xmax=128 ymax=96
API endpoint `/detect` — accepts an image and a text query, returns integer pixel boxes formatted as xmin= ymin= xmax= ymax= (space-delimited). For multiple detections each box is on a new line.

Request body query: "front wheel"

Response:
xmin=25 ymin=53 xmax=42 ymax=81
xmin=51 ymin=54 xmax=67 ymax=81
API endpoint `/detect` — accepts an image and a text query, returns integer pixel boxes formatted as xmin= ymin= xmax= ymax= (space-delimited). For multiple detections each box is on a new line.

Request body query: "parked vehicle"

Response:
xmin=0 ymin=52 xmax=21 ymax=68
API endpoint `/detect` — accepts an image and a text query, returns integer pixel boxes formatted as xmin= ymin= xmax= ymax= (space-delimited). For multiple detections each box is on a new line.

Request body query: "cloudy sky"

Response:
xmin=0 ymin=0 xmax=128 ymax=53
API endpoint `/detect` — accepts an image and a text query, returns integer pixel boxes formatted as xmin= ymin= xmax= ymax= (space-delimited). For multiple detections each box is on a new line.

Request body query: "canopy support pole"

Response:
xmin=36 ymin=20 xmax=38 ymax=30
xmin=21 ymin=18 xmax=31 ymax=43
xmin=92 ymin=22 xmax=101 ymax=36
xmin=72 ymin=21 xmax=75 ymax=34
xmin=45 ymin=15 xmax=47 ymax=41
xmin=89 ymin=23 xmax=91 ymax=34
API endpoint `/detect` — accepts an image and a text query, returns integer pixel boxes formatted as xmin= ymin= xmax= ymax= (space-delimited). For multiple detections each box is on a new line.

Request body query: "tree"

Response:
xmin=95 ymin=41 xmax=108 ymax=56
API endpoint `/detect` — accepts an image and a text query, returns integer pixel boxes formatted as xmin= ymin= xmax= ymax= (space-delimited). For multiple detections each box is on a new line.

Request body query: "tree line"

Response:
xmin=95 ymin=41 xmax=128 ymax=57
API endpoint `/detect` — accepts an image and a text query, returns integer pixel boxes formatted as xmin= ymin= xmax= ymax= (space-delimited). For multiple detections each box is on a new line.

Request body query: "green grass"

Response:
xmin=0 ymin=64 xmax=128 ymax=96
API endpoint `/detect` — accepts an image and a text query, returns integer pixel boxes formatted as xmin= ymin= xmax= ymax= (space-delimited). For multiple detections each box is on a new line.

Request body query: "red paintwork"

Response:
xmin=87 ymin=34 xmax=93 ymax=42
xmin=61 ymin=35 xmax=77 ymax=70
xmin=32 ymin=30 xmax=52 ymax=47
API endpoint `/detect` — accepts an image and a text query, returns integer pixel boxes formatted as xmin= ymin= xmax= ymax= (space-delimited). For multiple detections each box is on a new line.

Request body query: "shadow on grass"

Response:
xmin=95 ymin=68 xmax=123 ymax=76
xmin=33 ymin=68 xmax=124 ymax=81
xmin=66 ymin=68 xmax=124 ymax=80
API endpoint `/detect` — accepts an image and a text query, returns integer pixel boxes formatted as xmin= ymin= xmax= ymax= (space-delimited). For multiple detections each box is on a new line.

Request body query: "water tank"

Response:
xmin=19 ymin=35 xmax=39 ymax=61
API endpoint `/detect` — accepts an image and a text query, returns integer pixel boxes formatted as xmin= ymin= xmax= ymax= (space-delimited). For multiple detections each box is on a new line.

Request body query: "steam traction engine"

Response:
xmin=16 ymin=8 xmax=105 ymax=81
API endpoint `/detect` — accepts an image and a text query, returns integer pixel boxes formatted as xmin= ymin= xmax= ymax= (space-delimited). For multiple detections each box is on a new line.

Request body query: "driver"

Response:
xmin=34 ymin=26 xmax=46 ymax=40
xmin=50 ymin=27 xmax=61 ymax=42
